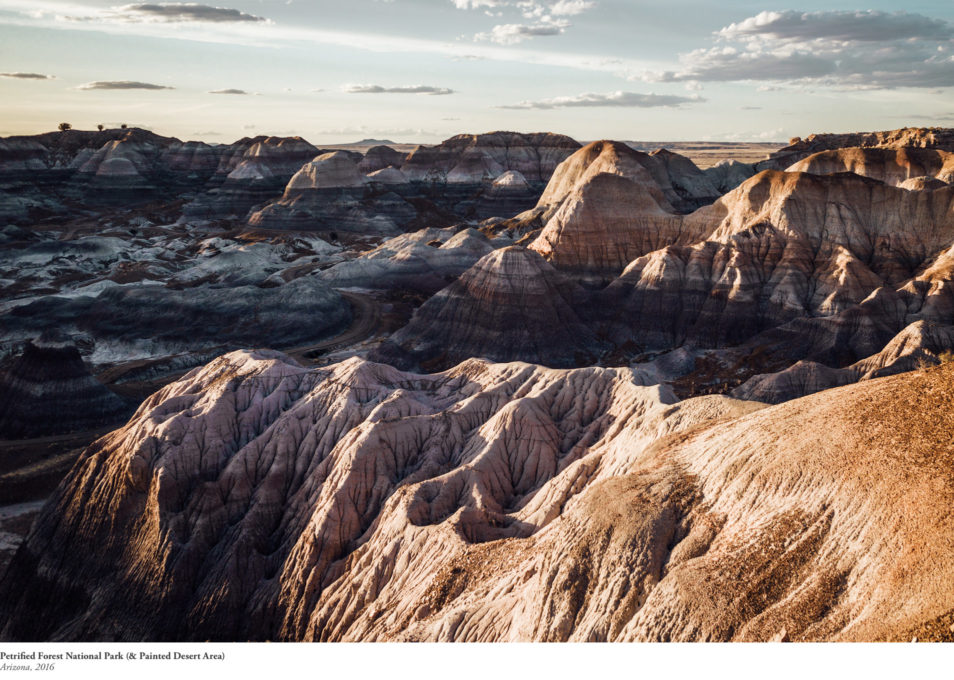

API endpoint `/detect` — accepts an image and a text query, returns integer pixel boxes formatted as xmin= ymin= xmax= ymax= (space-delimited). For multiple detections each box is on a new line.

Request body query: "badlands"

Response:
xmin=1 ymin=126 xmax=954 ymax=641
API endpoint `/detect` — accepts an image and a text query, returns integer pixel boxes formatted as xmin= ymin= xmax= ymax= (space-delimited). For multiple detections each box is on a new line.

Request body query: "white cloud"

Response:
xmin=642 ymin=10 xmax=954 ymax=90
xmin=548 ymin=0 xmax=593 ymax=17
xmin=452 ymin=0 xmax=503 ymax=8
xmin=454 ymin=0 xmax=594 ymax=43
xmin=475 ymin=19 xmax=568 ymax=44
xmin=498 ymin=90 xmax=704 ymax=109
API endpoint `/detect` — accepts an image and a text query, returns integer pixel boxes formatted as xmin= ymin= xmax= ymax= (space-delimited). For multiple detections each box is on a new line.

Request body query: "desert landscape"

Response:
xmin=2 ymin=0 xmax=954 ymax=653
xmin=1 ymin=123 xmax=954 ymax=642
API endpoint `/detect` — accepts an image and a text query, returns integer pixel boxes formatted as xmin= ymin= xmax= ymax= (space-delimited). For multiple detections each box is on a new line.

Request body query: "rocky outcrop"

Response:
xmin=286 ymin=152 xmax=369 ymax=190
xmin=400 ymin=132 xmax=580 ymax=184
xmin=358 ymin=145 xmax=407 ymax=174
xmin=697 ymin=170 xmax=954 ymax=284
xmin=68 ymin=139 xmax=162 ymax=201
xmin=645 ymin=148 xmax=722 ymax=210
xmin=374 ymin=167 xmax=954 ymax=370
xmin=536 ymin=140 xmax=721 ymax=217
xmin=0 ymin=129 xmax=224 ymax=211
xmin=732 ymin=320 xmax=954 ymax=403
xmin=900 ymin=176 xmax=949 ymax=191
xmin=729 ymin=359 xmax=858 ymax=404
xmin=529 ymin=172 xmax=691 ymax=287
xmin=473 ymin=170 xmax=539 ymax=220
xmin=763 ymin=127 xmax=954 ymax=169
xmin=319 ymin=227 xmax=495 ymax=293
xmin=247 ymin=152 xmax=414 ymax=234
xmin=787 ymin=147 xmax=954 ymax=187
xmin=373 ymin=246 xmax=603 ymax=370
xmin=0 ymin=339 xmax=131 ymax=439
xmin=248 ymin=134 xmax=585 ymax=231
xmin=4 ymin=351 xmax=954 ymax=641
xmin=599 ymin=170 xmax=954 ymax=351
xmin=703 ymin=159 xmax=757 ymax=194
xmin=536 ymin=140 xmax=673 ymax=216
xmin=366 ymin=167 xmax=409 ymax=186
xmin=0 ymin=139 xmax=52 ymax=178
xmin=183 ymin=137 xmax=320 ymax=219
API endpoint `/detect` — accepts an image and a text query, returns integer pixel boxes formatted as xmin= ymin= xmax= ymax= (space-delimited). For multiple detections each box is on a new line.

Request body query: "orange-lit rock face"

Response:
xmin=788 ymin=147 xmax=954 ymax=187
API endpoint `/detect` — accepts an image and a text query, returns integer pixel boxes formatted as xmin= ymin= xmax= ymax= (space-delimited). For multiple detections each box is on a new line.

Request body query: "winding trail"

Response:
xmin=282 ymin=291 xmax=383 ymax=364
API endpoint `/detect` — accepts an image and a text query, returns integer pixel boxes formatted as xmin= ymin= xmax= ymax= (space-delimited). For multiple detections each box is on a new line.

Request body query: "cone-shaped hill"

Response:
xmin=372 ymin=246 xmax=604 ymax=370
xmin=0 ymin=340 xmax=132 ymax=439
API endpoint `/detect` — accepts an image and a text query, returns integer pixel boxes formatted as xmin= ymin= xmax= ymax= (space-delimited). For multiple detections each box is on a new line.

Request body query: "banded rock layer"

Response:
xmin=3 ymin=352 xmax=954 ymax=641
xmin=787 ymin=147 xmax=954 ymax=187
xmin=373 ymin=246 xmax=602 ymax=370
xmin=0 ymin=340 xmax=131 ymax=439
xmin=400 ymin=132 xmax=581 ymax=184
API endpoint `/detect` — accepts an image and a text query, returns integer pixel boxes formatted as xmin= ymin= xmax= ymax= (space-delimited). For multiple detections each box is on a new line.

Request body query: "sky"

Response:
xmin=1 ymin=0 xmax=953 ymax=144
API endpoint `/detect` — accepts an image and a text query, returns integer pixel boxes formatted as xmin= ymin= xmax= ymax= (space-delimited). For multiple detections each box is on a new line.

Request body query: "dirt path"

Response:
xmin=283 ymin=291 xmax=383 ymax=364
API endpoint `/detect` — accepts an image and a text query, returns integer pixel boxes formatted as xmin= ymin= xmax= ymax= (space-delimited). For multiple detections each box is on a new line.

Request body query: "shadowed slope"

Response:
xmin=0 ymin=341 xmax=132 ymax=439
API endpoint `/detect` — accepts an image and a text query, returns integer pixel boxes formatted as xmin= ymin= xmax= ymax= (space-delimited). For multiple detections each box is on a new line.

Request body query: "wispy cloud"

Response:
xmin=343 ymin=84 xmax=455 ymax=95
xmin=0 ymin=71 xmax=54 ymax=79
xmin=65 ymin=2 xmax=267 ymax=23
xmin=0 ymin=0 xmax=655 ymax=78
xmin=315 ymin=125 xmax=436 ymax=139
xmin=498 ymin=90 xmax=704 ymax=109
xmin=77 ymin=80 xmax=174 ymax=90
xmin=208 ymin=88 xmax=248 ymax=94
xmin=451 ymin=0 xmax=593 ymax=16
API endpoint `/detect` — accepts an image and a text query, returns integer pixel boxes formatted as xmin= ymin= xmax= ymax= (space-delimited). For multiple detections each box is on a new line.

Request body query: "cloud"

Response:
xmin=498 ymin=90 xmax=705 ymax=109
xmin=452 ymin=0 xmax=503 ymax=8
xmin=475 ymin=19 xmax=568 ymax=44
xmin=455 ymin=0 xmax=592 ymax=43
xmin=0 ymin=72 xmax=54 ymax=79
xmin=343 ymin=84 xmax=455 ymax=95
xmin=453 ymin=0 xmax=593 ymax=16
xmin=77 ymin=80 xmax=174 ymax=90
xmin=208 ymin=88 xmax=248 ymax=94
xmin=315 ymin=126 xmax=437 ymax=138
xmin=651 ymin=48 xmax=836 ymax=83
xmin=0 ymin=1 xmax=645 ymax=78
xmin=643 ymin=10 xmax=954 ymax=90
xmin=546 ymin=0 xmax=593 ymax=17
xmin=719 ymin=10 xmax=953 ymax=43
xmin=70 ymin=3 xmax=267 ymax=23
